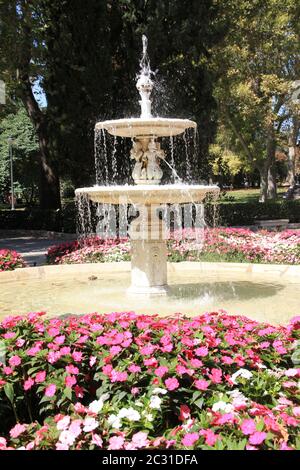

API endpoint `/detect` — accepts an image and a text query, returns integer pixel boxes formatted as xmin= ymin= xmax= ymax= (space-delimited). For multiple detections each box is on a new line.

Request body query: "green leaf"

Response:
xmin=63 ymin=387 xmax=72 ymax=401
xmin=4 ymin=383 xmax=14 ymax=403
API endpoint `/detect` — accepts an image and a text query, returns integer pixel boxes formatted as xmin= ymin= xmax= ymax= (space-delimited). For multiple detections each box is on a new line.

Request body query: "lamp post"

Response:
xmin=7 ymin=137 xmax=15 ymax=210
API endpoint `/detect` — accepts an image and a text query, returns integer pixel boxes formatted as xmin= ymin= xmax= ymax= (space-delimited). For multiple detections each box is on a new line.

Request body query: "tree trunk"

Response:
xmin=266 ymin=126 xmax=277 ymax=200
xmin=259 ymin=168 xmax=268 ymax=202
xmin=285 ymin=118 xmax=299 ymax=186
xmin=21 ymin=81 xmax=61 ymax=210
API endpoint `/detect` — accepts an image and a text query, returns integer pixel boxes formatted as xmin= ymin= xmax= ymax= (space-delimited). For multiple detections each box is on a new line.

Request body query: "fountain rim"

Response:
xmin=75 ymin=183 xmax=220 ymax=205
xmin=95 ymin=117 xmax=197 ymax=138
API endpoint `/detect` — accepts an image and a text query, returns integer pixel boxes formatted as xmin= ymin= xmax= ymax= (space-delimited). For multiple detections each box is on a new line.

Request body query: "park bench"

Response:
xmin=254 ymin=219 xmax=290 ymax=230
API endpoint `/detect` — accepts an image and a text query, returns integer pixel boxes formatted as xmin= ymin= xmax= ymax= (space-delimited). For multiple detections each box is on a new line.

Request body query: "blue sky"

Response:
xmin=33 ymin=80 xmax=47 ymax=108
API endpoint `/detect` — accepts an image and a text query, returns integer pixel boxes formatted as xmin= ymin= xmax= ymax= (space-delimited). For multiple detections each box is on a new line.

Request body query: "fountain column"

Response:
xmin=128 ymin=203 xmax=168 ymax=295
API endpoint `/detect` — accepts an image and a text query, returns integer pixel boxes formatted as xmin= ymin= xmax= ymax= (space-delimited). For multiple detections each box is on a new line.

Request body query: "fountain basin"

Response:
xmin=75 ymin=184 xmax=219 ymax=205
xmin=1 ymin=261 xmax=300 ymax=325
xmin=95 ymin=118 xmax=197 ymax=138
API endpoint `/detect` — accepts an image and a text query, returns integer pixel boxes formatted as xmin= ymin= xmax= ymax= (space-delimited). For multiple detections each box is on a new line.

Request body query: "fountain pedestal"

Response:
xmin=128 ymin=204 xmax=168 ymax=295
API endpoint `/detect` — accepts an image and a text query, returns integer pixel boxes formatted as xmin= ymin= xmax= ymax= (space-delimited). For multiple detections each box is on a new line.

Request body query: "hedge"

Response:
xmin=0 ymin=200 xmax=299 ymax=233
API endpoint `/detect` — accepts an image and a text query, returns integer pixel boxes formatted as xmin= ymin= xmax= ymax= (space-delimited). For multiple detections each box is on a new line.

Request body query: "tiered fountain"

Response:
xmin=75 ymin=36 xmax=219 ymax=295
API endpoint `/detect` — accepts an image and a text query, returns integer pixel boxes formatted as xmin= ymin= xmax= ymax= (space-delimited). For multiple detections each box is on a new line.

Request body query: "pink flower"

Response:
xmin=24 ymin=378 xmax=35 ymax=391
xmin=241 ymin=419 xmax=256 ymax=435
xmin=209 ymin=368 xmax=222 ymax=384
xmin=128 ymin=364 xmax=141 ymax=373
xmin=165 ymin=377 xmax=179 ymax=391
xmin=249 ymin=432 xmax=267 ymax=446
xmin=110 ymin=370 xmax=128 ymax=383
xmin=195 ymin=346 xmax=208 ymax=357
xmin=91 ymin=433 xmax=103 ymax=448
xmin=9 ymin=355 xmax=21 ymax=367
xmin=54 ymin=335 xmax=65 ymax=345
xmin=3 ymin=366 xmax=13 ymax=375
xmin=65 ymin=375 xmax=77 ymax=387
xmin=131 ymin=387 xmax=140 ymax=395
xmin=200 ymin=429 xmax=219 ymax=446
xmin=72 ymin=351 xmax=83 ymax=362
xmin=108 ymin=435 xmax=125 ymax=450
xmin=0 ymin=437 xmax=7 ymax=450
xmin=182 ymin=433 xmax=199 ymax=447
xmin=131 ymin=432 xmax=149 ymax=448
xmin=195 ymin=379 xmax=209 ymax=391
xmin=35 ymin=371 xmax=46 ymax=383
xmin=45 ymin=384 xmax=56 ymax=397
xmin=69 ymin=420 xmax=82 ymax=438
xmin=155 ymin=366 xmax=169 ymax=378
xmin=66 ymin=365 xmax=79 ymax=375
xmin=292 ymin=407 xmax=300 ymax=417
xmin=10 ymin=423 xmax=27 ymax=438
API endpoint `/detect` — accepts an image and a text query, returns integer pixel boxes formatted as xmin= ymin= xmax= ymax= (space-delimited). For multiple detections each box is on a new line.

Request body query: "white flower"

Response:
xmin=152 ymin=387 xmax=168 ymax=395
xmin=107 ymin=414 xmax=122 ymax=429
xmin=231 ymin=369 xmax=253 ymax=384
xmin=88 ymin=394 xmax=110 ymax=414
xmin=83 ymin=417 xmax=99 ymax=433
xmin=142 ymin=411 xmax=154 ymax=422
xmin=116 ymin=407 xmax=141 ymax=422
xmin=212 ymin=401 xmax=234 ymax=413
xmin=149 ymin=395 xmax=162 ymax=410
xmin=118 ymin=408 xmax=130 ymax=419
xmin=257 ymin=363 xmax=267 ymax=369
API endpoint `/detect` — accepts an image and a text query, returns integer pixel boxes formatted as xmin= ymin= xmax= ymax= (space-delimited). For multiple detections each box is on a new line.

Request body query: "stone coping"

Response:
xmin=1 ymin=261 xmax=300 ymax=283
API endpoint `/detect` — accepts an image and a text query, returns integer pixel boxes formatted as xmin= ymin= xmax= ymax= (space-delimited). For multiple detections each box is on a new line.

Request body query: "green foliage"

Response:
xmin=0 ymin=104 xmax=39 ymax=202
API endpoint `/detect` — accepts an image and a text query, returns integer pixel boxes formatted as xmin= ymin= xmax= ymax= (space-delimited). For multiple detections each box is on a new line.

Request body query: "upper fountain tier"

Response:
xmin=95 ymin=117 xmax=197 ymax=138
xmin=95 ymin=35 xmax=196 ymax=139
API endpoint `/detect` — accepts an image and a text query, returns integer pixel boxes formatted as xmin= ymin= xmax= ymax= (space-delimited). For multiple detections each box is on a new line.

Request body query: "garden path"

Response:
xmin=0 ymin=233 xmax=76 ymax=266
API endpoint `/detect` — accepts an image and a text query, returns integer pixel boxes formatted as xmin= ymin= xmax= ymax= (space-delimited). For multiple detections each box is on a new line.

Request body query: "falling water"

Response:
xmin=94 ymin=129 xmax=103 ymax=184
xmin=111 ymin=135 xmax=118 ymax=182
xmin=183 ymin=130 xmax=191 ymax=181
xmin=76 ymin=193 xmax=93 ymax=239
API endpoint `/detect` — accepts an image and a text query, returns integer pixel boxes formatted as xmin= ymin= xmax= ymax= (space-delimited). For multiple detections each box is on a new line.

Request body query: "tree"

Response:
xmin=0 ymin=104 xmax=39 ymax=204
xmin=0 ymin=0 xmax=61 ymax=209
xmin=212 ymin=0 xmax=300 ymax=201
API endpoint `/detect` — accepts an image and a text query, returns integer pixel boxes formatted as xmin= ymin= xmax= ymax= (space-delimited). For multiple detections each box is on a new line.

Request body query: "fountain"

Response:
xmin=75 ymin=36 xmax=219 ymax=295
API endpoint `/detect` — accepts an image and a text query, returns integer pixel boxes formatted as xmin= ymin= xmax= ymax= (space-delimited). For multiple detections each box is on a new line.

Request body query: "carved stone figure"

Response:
xmin=144 ymin=140 xmax=164 ymax=181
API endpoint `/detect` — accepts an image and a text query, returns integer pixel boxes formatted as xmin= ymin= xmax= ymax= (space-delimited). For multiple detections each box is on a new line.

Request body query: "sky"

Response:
xmin=33 ymin=80 xmax=47 ymax=109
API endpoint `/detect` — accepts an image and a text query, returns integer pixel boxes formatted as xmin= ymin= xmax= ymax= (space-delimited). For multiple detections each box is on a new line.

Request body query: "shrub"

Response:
xmin=0 ymin=249 xmax=26 ymax=271
xmin=0 ymin=311 xmax=299 ymax=450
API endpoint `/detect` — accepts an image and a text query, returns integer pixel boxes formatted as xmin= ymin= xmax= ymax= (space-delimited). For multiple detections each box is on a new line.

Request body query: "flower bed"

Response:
xmin=0 ymin=311 xmax=299 ymax=450
xmin=47 ymin=228 xmax=300 ymax=265
xmin=0 ymin=249 xmax=26 ymax=272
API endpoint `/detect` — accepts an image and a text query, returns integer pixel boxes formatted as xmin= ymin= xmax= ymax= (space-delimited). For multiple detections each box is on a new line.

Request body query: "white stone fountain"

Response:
xmin=75 ymin=36 xmax=219 ymax=295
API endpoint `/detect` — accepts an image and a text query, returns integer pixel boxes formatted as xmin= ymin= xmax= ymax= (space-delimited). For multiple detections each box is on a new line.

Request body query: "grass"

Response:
xmin=223 ymin=187 xmax=287 ymax=203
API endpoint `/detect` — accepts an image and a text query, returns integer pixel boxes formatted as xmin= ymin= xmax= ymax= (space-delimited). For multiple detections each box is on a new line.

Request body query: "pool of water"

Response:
xmin=0 ymin=268 xmax=299 ymax=324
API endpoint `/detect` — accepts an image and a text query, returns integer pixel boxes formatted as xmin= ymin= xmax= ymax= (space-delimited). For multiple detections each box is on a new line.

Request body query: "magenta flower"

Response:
xmin=8 ymin=355 xmax=21 ymax=367
xmin=195 ymin=346 xmax=208 ymax=357
xmin=194 ymin=379 xmax=209 ymax=391
xmin=45 ymin=384 xmax=56 ymax=397
xmin=182 ymin=433 xmax=199 ymax=447
xmin=155 ymin=366 xmax=169 ymax=378
xmin=241 ymin=419 xmax=256 ymax=435
xmin=249 ymin=432 xmax=267 ymax=446
xmin=165 ymin=377 xmax=179 ymax=391
xmin=24 ymin=378 xmax=35 ymax=391
xmin=35 ymin=371 xmax=46 ymax=383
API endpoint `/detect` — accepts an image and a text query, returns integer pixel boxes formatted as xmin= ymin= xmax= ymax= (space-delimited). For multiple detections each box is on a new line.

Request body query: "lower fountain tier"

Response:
xmin=75 ymin=183 xmax=219 ymax=205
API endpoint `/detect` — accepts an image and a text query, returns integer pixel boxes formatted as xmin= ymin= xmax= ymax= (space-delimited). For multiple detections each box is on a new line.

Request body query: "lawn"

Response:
xmin=224 ymin=187 xmax=287 ymax=204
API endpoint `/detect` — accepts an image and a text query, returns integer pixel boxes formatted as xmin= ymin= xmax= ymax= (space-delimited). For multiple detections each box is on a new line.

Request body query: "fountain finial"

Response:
xmin=137 ymin=35 xmax=153 ymax=118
